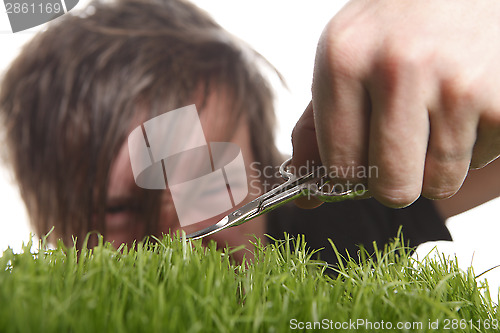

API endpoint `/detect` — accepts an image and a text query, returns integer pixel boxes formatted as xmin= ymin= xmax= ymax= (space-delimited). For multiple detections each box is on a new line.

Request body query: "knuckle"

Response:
xmin=375 ymin=41 xmax=423 ymax=80
xmin=368 ymin=41 xmax=427 ymax=102
xmin=320 ymin=22 xmax=362 ymax=79
xmin=440 ymin=76 xmax=479 ymax=110
xmin=427 ymin=144 xmax=471 ymax=163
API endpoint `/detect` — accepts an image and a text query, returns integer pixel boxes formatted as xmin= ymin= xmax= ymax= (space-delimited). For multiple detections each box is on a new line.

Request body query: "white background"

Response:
xmin=0 ymin=0 xmax=499 ymax=298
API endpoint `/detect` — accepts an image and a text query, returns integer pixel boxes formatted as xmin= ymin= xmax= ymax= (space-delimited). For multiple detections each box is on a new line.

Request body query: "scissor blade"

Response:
xmin=184 ymin=215 xmax=230 ymax=240
xmin=185 ymin=165 xmax=331 ymax=239
xmin=185 ymin=199 xmax=261 ymax=240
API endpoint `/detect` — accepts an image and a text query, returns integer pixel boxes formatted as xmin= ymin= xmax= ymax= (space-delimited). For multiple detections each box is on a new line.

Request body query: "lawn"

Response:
xmin=0 ymin=232 xmax=498 ymax=332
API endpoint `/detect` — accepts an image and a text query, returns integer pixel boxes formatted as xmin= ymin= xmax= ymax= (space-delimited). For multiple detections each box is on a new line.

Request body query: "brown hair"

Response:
xmin=0 ymin=0 xmax=281 ymax=245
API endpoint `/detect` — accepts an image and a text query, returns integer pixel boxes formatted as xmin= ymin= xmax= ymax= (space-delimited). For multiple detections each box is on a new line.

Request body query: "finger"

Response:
xmin=367 ymin=55 xmax=429 ymax=207
xmin=291 ymin=101 xmax=321 ymax=168
xmin=471 ymin=114 xmax=500 ymax=169
xmin=312 ymin=47 xmax=371 ymax=188
xmin=291 ymin=102 xmax=323 ymax=209
xmin=422 ymin=109 xmax=477 ymax=200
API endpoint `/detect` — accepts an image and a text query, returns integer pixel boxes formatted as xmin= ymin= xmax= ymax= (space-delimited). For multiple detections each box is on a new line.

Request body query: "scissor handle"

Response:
xmin=279 ymin=157 xmax=296 ymax=181
xmin=279 ymin=158 xmax=365 ymax=202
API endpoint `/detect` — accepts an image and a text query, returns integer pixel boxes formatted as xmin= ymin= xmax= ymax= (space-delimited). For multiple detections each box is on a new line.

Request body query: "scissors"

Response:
xmin=186 ymin=157 xmax=365 ymax=239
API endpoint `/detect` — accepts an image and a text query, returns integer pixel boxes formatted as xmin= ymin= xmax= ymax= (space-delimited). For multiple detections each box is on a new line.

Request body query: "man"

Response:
xmin=1 ymin=0 xmax=498 ymax=264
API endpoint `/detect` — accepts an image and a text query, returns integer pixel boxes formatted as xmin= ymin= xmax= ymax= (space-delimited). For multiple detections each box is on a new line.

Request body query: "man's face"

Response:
xmin=106 ymin=98 xmax=266 ymax=262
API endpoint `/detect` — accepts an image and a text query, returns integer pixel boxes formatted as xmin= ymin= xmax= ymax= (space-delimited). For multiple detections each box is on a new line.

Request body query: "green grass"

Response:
xmin=0 ymin=232 xmax=498 ymax=332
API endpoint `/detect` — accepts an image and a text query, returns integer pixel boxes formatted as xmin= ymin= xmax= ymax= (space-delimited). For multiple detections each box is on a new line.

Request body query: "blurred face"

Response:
xmin=105 ymin=96 xmax=266 ymax=262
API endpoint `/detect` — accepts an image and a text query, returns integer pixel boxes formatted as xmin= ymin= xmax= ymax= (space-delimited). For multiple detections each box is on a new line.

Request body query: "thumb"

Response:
xmin=290 ymin=101 xmax=323 ymax=209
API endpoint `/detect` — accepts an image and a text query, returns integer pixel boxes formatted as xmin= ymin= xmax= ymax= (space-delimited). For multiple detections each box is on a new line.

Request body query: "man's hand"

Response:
xmin=292 ymin=0 xmax=500 ymax=208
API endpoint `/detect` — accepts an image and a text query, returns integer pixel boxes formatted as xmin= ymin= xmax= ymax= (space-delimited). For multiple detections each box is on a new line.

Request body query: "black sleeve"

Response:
xmin=266 ymin=197 xmax=451 ymax=265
